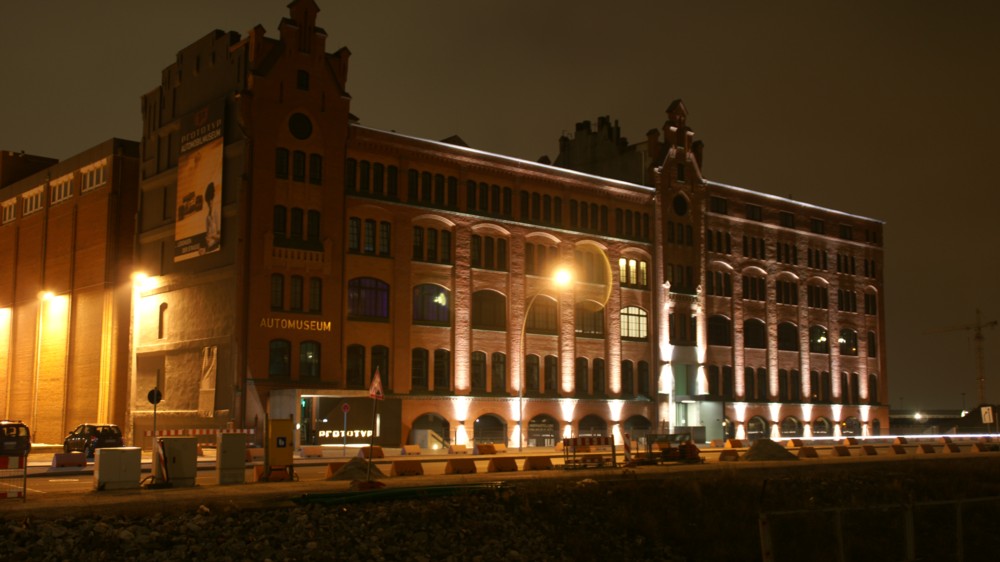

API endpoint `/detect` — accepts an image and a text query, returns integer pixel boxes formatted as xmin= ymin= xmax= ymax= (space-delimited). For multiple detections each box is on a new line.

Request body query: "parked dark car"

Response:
xmin=63 ymin=424 xmax=123 ymax=457
xmin=0 ymin=420 xmax=31 ymax=456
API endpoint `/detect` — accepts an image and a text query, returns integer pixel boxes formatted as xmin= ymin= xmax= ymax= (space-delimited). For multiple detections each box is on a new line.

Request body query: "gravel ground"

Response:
xmin=1 ymin=478 xmax=681 ymax=562
xmin=4 ymin=455 xmax=1000 ymax=561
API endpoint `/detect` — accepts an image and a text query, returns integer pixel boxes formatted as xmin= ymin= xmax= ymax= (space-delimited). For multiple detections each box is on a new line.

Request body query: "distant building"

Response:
xmin=1 ymin=0 xmax=888 ymax=448
xmin=0 ymin=140 xmax=139 ymax=443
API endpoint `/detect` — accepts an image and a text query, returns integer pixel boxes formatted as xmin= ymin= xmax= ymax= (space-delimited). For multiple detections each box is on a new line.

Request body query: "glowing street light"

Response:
xmin=518 ymin=266 xmax=573 ymax=451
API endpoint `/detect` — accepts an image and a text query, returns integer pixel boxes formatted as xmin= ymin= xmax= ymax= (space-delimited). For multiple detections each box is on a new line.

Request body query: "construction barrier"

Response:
xmin=0 ymin=455 xmax=27 ymax=501
xmin=562 ymin=436 xmax=617 ymax=468
xmin=487 ymin=458 xmax=518 ymax=472
xmin=358 ymin=446 xmax=384 ymax=459
xmin=391 ymin=460 xmax=424 ymax=477
xmin=444 ymin=458 xmax=477 ymax=474
xmin=522 ymin=456 xmax=554 ymax=471
xmin=51 ymin=452 xmax=88 ymax=468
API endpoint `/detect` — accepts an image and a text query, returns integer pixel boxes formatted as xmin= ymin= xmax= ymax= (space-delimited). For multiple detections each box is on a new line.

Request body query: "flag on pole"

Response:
xmin=369 ymin=367 xmax=384 ymax=400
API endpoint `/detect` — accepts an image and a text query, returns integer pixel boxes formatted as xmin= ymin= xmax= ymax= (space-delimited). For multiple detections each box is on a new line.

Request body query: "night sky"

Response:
xmin=1 ymin=1 xmax=997 ymax=412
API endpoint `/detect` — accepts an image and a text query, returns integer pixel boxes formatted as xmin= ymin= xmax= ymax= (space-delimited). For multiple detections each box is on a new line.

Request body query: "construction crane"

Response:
xmin=931 ymin=309 xmax=998 ymax=405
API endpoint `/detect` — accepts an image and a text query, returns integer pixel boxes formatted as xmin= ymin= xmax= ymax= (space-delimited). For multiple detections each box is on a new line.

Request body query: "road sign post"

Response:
xmin=365 ymin=368 xmax=384 ymax=483
xmin=341 ymin=402 xmax=350 ymax=457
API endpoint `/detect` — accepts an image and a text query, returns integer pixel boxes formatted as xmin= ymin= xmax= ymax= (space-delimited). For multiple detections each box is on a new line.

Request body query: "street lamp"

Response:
xmin=518 ymin=266 xmax=573 ymax=451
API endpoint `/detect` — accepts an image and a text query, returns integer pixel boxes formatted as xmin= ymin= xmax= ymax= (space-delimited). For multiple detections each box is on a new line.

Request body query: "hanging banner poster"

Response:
xmin=175 ymin=102 xmax=224 ymax=262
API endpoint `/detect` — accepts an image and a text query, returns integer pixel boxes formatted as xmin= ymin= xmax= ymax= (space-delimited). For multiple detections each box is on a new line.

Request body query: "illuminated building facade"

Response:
xmin=0 ymin=140 xmax=139 ymax=444
xmin=4 ymin=1 xmax=888 ymax=448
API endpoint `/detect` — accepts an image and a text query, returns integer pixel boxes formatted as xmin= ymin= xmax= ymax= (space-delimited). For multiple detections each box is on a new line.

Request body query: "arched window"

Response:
xmin=471 ymin=351 xmax=487 ymax=393
xmin=621 ymin=307 xmax=648 ymax=340
xmin=348 ymin=277 xmax=389 ymax=320
xmin=526 ymin=297 xmax=558 ymax=334
xmin=843 ymin=417 xmax=862 ymax=436
xmin=621 ymin=360 xmax=635 ymax=397
xmin=525 ymin=355 xmax=540 ymax=393
xmin=839 ymin=329 xmax=859 ymax=356
xmin=778 ymin=369 xmax=789 ymax=402
xmin=300 ymin=341 xmax=320 ymax=379
xmin=575 ymin=357 xmax=589 ymax=396
xmin=433 ymin=349 xmax=450 ymax=392
xmin=746 ymin=416 xmax=769 ymax=440
xmin=743 ymin=319 xmax=767 ymax=349
xmin=472 ymin=290 xmax=506 ymax=330
xmin=869 ymin=374 xmax=879 ymax=404
xmin=544 ymin=355 xmax=558 ymax=395
xmin=780 ymin=417 xmax=803 ymax=437
xmin=268 ymin=340 xmax=291 ymax=377
xmin=840 ymin=372 xmax=850 ymax=404
xmin=745 ymin=367 xmax=756 ymax=401
xmin=413 ymin=285 xmax=450 ymax=325
xmin=575 ymin=303 xmax=605 ymax=338
xmin=346 ymin=344 xmax=365 ymax=388
xmin=868 ymin=331 xmax=878 ymax=358
xmin=491 ymin=352 xmax=507 ymax=395
xmin=812 ymin=417 xmax=832 ymax=436
xmin=637 ymin=361 xmax=650 ymax=397
xmin=411 ymin=348 xmax=428 ymax=391
xmin=777 ymin=322 xmax=799 ymax=351
xmin=850 ymin=372 xmax=861 ymax=404
xmin=707 ymin=315 xmax=732 ymax=346
xmin=593 ymin=358 xmax=606 ymax=395
xmin=809 ymin=326 xmax=829 ymax=353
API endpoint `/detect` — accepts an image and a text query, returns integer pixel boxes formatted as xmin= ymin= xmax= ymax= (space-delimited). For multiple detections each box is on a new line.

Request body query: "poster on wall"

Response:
xmin=174 ymin=102 xmax=224 ymax=262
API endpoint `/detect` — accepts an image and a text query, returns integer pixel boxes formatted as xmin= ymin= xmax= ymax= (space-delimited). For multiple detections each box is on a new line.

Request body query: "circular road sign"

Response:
xmin=341 ymin=402 xmax=350 ymax=414
xmin=147 ymin=388 xmax=163 ymax=405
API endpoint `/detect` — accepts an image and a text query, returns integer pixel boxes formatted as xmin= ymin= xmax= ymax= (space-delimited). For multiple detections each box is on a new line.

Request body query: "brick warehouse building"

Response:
xmin=0 ymin=140 xmax=139 ymax=444
xmin=3 ymin=1 xmax=887 ymax=448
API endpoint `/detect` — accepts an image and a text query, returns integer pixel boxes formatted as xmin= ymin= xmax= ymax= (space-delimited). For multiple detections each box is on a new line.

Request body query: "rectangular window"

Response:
xmin=344 ymin=158 xmax=356 ymax=191
xmin=80 ymin=161 xmax=107 ymax=192
xmin=364 ymin=219 xmax=375 ymax=253
xmin=309 ymin=154 xmax=322 ymax=185
xmin=292 ymin=151 xmax=306 ymax=182
xmin=1 ymin=200 xmax=15 ymax=224
xmin=290 ymin=276 xmax=304 ymax=312
xmin=348 ymin=217 xmax=360 ymax=252
xmin=297 ymin=70 xmax=310 ymax=90
xmin=379 ymin=221 xmax=391 ymax=256
xmin=810 ymin=218 xmax=825 ymax=235
xmin=309 ymin=278 xmax=322 ymax=313
xmin=387 ymin=165 xmax=398 ymax=199
xmin=277 ymin=149 xmax=290 ymax=179
xmin=471 ymin=235 xmax=482 ymax=268
xmin=22 ymin=188 xmax=44 ymax=216
xmin=709 ymin=196 xmax=728 ymax=214
xmin=372 ymin=163 xmax=385 ymax=196
xmin=440 ymin=231 xmax=452 ymax=264
xmin=779 ymin=211 xmax=795 ymax=228
xmin=839 ymin=224 xmax=853 ymax=240
xmin=746 ymin=204 xmax=762 ymax=221
xmin=413 ymin=227 xmax=424 ymax=260
xmin=427 ymin=228 xmax=438 ymax=262
xmin=50 ymin=175 xmax=74 ymax=205
xmin=270 ymin=274 xmax=284 ymax=311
